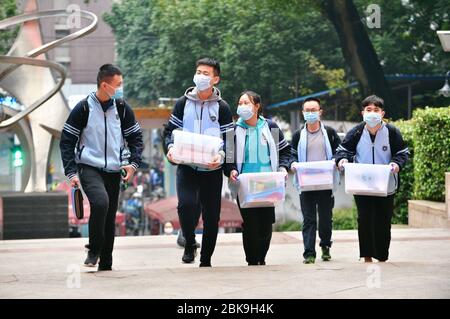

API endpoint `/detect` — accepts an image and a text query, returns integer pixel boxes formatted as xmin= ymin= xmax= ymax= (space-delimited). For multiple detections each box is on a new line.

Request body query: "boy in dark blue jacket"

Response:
xmin=335 ymin=95 xmax=409 ymax=262
xmin=60 ymin=64 xmax=143 ymax=271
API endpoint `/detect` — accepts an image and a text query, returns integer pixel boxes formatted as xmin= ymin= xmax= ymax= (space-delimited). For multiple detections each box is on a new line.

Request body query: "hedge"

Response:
xmin=412 ymin=107 xmax=450 ymax=202
xmin=274 ymin=206 xmax=358 ymax=231
xmin=386 ymin=107 xmax=449 ymax=223
xmin=392 ymin=119 xmax=414 ymax=224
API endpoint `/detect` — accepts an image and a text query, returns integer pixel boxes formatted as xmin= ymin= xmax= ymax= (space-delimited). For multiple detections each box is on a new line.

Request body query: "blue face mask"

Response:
xmin=106 ymin=82 xmax=124 ymax=100
xmin=363 ymin=112 xmax=382 ymax=128
xmin=237 ymin=104 xmax=254 ymax=121
xmin=112 ymin=86 xmax=124 ymax=99
xmin=303 ymin=111 xmax=320 ymax=123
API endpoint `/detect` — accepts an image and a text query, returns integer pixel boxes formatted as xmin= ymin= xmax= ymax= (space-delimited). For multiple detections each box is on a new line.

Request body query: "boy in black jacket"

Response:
xmin=60 ymin=64 xmax=143 ymax=271
xmin=163 ymin=58 xmax=234 ymax=267
xmin=335 ymin=95 xmax=409 ymax=262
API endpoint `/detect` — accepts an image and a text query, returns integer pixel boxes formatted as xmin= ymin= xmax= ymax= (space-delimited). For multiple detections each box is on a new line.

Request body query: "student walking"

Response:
xmin=226 ymin=91 xmax=291 ymax=266
xmin=290 ymin=98 xmax=341 ymax=264
xmin=335 ymin=95 xmax=409 ymax=262
xmin=163 ymin=58 xmax=234 ymax=267
xmin=60 ymin=64 xmax=143 ymax=271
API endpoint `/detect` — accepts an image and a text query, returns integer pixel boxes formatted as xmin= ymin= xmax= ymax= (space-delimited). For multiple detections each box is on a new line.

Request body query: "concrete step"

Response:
xmin=408 ymin=200 xmax=449 ymax=228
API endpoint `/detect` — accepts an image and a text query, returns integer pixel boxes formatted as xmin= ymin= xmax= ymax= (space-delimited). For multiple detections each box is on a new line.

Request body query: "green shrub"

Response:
xmin=412 ymin=107 xmax=450 ymax=202
xmin=332 ymin=206 xmax=358 ymax=230
xmin=275 ymin=220 xmax=301 ymax=232
xmin=392 ymin=119 xmax=414 ymax=224
xmin=275 ymin=205 xmax=358 ymax=232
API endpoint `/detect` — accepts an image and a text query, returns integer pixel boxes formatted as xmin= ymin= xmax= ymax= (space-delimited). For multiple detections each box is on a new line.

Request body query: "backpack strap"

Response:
xmin=217 ymin=99 xmax=227 ymax=109
xmin=115 ymin=98 xmax=127 ymax=137
xmin=80 ymin=96 xmax=127 ymax=136
xmin=80 ymin=97 xmax=89 ymax=132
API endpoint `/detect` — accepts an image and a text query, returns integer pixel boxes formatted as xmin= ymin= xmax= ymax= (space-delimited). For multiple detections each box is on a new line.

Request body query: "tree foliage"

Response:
xmin=105 ymin=0 xmax=346 ymax=115
xmin=0 ymin=0 xmax=17 ymax=55
xmin=105 ymin=0 xmax=450 ymax=120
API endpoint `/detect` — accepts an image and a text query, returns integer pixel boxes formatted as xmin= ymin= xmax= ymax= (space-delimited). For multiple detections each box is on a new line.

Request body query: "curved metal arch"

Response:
xmin=0 ymin=56 xmax=65 ymax=128
xmin=0 ymin=9 xmax=98 ymax=128
xmin=0 ymin=9 xmax=98 ymax=80
xmin=0 ymin=6 xmax=99 ymax=192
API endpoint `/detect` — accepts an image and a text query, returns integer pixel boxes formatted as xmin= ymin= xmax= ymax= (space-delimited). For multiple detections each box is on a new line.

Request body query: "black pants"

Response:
xmin=79 ymin=164 xmax=121 ymax=267
xmin=300 ymin=190 xmax=334 ymax=259
xmin=354 ymin=195 xmax=394 ymax=261
xmin=237 ymin=199 xmax=275 ymax=265
xmin=176 ymin=165 xmax=223 ymax=263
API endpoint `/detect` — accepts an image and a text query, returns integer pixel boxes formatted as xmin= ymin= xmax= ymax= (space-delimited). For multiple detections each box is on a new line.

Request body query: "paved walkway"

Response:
xmin=1 ymin=228 xmax=449 ymax=298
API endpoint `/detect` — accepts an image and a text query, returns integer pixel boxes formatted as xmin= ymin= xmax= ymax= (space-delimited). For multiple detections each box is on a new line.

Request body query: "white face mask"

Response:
xmin=193 ymin=74 xmax=212 ymax=91
xmin=237 ymin=104 xmax=254 ymax=121
xmin=363 ymin=111 xmax=382 ymax=128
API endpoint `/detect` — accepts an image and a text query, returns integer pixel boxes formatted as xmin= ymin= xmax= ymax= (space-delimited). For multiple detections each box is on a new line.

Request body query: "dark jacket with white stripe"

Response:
xmin=163 ymin=87 xmax=234 ymax=172
xmin=60 ymin=93 xmax=143 ymax=180
xmin=335 ymin=121 xmax=409 ymax=194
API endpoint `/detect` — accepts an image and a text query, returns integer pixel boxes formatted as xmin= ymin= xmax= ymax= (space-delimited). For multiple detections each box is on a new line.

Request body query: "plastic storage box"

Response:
xmin=172 ymin=130 xmax=223 ymax=168
xmin=344 ymin=163 xmax=391 ymax=197
xmin=237 ymin=172 xmax=286 ymax=208
xmin=293 ymin=160 xmax=335 ymax=192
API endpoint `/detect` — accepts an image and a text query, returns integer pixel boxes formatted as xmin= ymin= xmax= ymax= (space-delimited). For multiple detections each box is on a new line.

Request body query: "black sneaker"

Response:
xmin=199 ymin=261 xmax=211 ymax=267
xmin=177 ymin=231 xmax=201 ymax=248
xmin=84 ymin=250 xmax=99 ymax=267
xmin=182 ymin=245 xmax=197 ymax=263
xmin=98 ymin=256 xmax=112 ymax=271
xmin=321 ymin=246 xmax=331 ymax=261
xmin=98 ymin=265 xmax=112 ymax=271
xmin=176 ymin=230 xmax=186 ymax=247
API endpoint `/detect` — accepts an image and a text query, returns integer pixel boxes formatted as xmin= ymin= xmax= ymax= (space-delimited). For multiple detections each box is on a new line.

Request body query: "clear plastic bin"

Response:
xmin=293 ymin=160 xmax=335 ymax=192
xmin=238 ymin=172 xmax=286 ymax=208
xmin=172 ymin=130 xmax=223 ymax=168
xmin=343 ymin=163 xmax=391 ymax=197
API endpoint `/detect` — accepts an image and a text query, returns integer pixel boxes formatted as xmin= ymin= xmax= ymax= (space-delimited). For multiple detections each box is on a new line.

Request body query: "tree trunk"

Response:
xmin=319 ymin=0 xmax=399 ymax=118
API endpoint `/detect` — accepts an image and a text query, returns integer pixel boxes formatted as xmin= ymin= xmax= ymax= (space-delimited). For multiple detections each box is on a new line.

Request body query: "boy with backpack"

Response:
xmin=60 ymin=64 xmax=143 ymax=271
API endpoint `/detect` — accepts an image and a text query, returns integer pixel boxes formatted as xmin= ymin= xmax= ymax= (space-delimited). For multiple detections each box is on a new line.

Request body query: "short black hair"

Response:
xmin=97 ymin=64 xmax=122 ymax=87
xmin=302 ymin=97 xmax=321 ymax=109
xmin=361 ymin=95 xmax=384 ymax=109
xmin=196 ymin=58 xmax=221 ymax=76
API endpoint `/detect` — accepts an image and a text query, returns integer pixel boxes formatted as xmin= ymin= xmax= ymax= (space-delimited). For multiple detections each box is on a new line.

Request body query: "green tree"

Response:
xmin=317 ymin=0 xmax=399 ymax=118
xmin=358 ymin=0 xmax=450 ymax=114
xmin=104 ymin=0 xmax=158 ymax=105
xmin=358 ymin=0 xmax=450 ymax=75
xmin=0 ymin=0 xmax=17 ymax=55
xmin=105 ymin=0 xmax=450 ymax=120
xmin=105 ymin=0 xmax=346 ymax=116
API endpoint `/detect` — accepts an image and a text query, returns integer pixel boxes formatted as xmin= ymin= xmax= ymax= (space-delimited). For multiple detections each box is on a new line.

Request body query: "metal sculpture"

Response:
xmin=0 ymin=0 xmax=97 ymax=192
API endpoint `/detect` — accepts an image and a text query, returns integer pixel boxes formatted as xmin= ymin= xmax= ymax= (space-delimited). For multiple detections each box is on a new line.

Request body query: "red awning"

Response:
xmin=144 ymin=196 xmax=243 ymax=229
